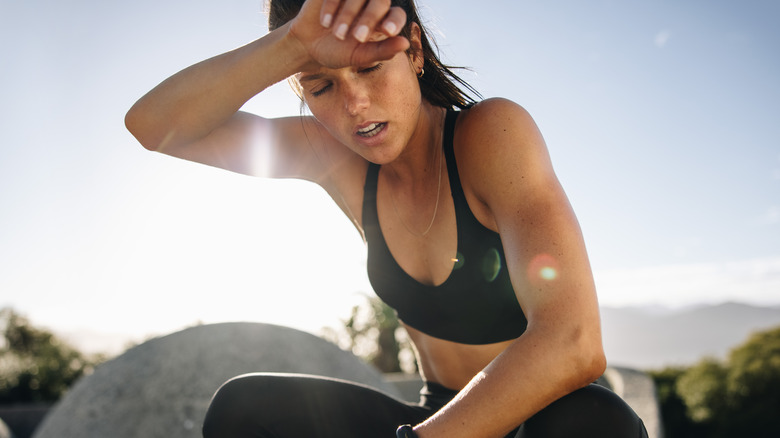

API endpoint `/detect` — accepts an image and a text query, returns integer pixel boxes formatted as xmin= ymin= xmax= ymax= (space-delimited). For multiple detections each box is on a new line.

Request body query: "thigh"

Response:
xmin=515 ymin=384 xmax=648 ymax=438
xmin=202 ymin=373 xmax=431 ymax=438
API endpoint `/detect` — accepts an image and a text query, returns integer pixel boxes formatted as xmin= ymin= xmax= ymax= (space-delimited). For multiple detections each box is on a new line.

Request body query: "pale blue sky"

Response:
xmin=1 ymin=0 xmax=778 ymax=351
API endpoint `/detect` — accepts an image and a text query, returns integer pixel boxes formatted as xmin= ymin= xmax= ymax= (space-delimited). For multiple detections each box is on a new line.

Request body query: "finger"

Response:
xmin=332 ymin=0 xmax=370 ymax=40
xmin=320 ymin=0 xmax=341 ymax=28
xmin=351 ymin=0 xmax=395 ymax=43
xmin=379 ymin=6 xmax=406 ymax=37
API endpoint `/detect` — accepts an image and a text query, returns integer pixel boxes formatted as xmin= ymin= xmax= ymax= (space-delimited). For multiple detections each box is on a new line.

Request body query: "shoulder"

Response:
xmin=461 ymin=97 xmax=533 ymax=122
xmin=457 ymin=98 xmax=541 ymax=147
xmin=454 ymin=98 xmax=555 ymax=207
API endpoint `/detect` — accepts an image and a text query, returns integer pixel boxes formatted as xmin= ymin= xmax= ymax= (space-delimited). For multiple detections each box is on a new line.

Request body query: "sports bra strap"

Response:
xmin=442 ymin=109 xmax=465 ymax=201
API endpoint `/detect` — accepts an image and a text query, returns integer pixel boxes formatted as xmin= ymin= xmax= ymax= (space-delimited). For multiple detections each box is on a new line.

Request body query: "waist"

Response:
xmin=419 ymin=380 xmax=460 ymax=411
xmin=406 ymin=323 xmax=514 ymax=390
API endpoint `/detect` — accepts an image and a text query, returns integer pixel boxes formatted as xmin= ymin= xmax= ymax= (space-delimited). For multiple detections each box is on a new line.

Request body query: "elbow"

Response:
xmin=124 ymin=104 xmax=162 ymax=152
xmin=571 ymin=328 xmax=607 ymax=386
xmin=525 ymin=321 xmax=607 ymax=391
xmin=583 ymin=345 xmax=607 ymax=384
xmin=546 ymin=322 xmax=605 ymax=388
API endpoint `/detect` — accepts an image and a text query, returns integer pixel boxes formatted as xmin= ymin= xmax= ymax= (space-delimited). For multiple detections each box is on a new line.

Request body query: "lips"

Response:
xmin=355 ymin=122 xmax=387 ymax=138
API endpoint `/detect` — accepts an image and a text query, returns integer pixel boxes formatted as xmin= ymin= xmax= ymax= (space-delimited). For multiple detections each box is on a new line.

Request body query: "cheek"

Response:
xmin=304 ymin=99 xmax=337 ymax=127
xmin=379 ymin=70 xmax=422 ymax=111
xmin=304 ymin=101 xmax=358 ymax=148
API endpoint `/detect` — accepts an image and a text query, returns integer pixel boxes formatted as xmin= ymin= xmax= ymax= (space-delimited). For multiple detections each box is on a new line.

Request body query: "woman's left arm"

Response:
xmin=414 ymin=98 xmax=606 ymax=438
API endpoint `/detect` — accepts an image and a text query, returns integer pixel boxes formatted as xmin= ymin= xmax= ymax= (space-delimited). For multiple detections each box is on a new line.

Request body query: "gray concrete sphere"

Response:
xmin=33 ymin=322 xmax=398 ymax=438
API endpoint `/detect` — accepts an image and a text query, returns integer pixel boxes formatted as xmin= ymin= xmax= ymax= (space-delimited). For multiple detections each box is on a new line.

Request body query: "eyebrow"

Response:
xmin=298 ymin=73 xmax=326 ymax=83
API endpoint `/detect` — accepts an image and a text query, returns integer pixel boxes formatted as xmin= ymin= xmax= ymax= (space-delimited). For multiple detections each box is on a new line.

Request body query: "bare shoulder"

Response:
xmin=234 ymin=112 xmax=368 ymax=227
xmin=283 ymin=115 xmax=370 ymax=229
xmin=455 ymin=98 xmax=555 ymax=209
xmin=457 ymin=98 xmax=541 ymax=147
xmin=264 ymin=114 xmax=368 ymax=187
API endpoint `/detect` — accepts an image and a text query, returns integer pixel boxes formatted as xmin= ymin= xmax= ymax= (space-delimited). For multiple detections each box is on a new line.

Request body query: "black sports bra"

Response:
xmin=362 ymin=109 xmax=527 ymax=345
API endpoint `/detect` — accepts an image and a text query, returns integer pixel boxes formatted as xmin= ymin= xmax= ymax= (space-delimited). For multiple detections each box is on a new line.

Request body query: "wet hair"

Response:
xmin=267 ymin=0 xmax=481 ymax=109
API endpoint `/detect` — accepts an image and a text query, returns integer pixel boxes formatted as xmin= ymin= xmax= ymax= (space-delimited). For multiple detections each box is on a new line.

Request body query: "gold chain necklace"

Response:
xmin=389 ymin=143 xmax=443 ymax=237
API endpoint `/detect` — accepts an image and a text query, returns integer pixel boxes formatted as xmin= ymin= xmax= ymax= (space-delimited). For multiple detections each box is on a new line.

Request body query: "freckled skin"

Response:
xmin=125 ymin=1 xmax=608 ymax=436
xmin=299 ymin=48 xmax=425 ymax=166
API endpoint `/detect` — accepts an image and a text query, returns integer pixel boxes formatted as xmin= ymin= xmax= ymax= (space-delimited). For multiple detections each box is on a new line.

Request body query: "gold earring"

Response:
xmin=418 ymin=67 xmax=425 ymax=78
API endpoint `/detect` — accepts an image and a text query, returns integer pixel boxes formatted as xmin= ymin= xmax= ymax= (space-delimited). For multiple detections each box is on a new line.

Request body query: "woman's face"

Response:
xmin=297 ymin=35 xmax=424 ymax=164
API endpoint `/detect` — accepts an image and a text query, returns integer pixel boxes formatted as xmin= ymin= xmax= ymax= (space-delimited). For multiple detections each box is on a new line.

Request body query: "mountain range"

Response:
xmin=58 ymin=302 xmax=780 ymax=372
xmin=600 ymin=302 xmax=780 ymax=370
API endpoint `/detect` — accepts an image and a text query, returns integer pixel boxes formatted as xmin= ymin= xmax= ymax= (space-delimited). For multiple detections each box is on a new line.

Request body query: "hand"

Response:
xmin=288 ymin=0 xmax=410 ymax=70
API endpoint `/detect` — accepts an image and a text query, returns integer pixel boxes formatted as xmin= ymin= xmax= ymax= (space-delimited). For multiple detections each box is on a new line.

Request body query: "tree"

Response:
xmin=0 ymin=307 xmax=105 ymax=404
xmin=718 ymin=326 xmax=780 ymax=437
xmin=676 ymin=358 xmax=728 ymax=424
xmin=648 ymin=366 xmax=708 ymax=438
xmin=650 ymin=325 xmax=780 ymax=438
xmin=322 ymin=295 xmax=417 ymax=374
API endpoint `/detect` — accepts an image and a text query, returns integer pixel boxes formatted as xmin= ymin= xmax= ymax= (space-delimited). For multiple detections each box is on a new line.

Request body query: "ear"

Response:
xmin=407 ymin=22 xmax=424 ymax=74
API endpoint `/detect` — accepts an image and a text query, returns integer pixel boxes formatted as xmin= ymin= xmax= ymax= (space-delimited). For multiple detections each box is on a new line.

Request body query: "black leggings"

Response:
xmin=202 ymin=373 xmax=648 ymax=438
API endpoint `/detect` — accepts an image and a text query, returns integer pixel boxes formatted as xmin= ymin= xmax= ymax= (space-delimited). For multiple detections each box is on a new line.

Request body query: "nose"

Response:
xmin=343 ymin=81 xmax=369 ymax=116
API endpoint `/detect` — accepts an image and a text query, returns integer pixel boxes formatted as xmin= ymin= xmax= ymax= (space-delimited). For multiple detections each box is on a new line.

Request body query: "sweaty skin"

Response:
xmin=125 ymin=1 xmax=607 ymax=437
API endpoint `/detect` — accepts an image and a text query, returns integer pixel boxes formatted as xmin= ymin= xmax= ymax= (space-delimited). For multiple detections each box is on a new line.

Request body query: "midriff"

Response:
xmin=404 ymin=323 xmax=514 ymax=390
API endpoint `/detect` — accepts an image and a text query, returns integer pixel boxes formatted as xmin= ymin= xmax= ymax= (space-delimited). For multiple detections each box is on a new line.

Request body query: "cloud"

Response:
xmin=594 ymin=257 xmax=780 ymax=308
xmin=654 ymin=30 xmax=672 ymax=48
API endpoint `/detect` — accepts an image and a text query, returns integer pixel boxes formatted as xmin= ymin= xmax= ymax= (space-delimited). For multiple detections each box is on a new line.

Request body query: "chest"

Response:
xmin=374 ymin=169 xmax=459 ymax=286
xmin=364 ymin=179 xmax=526 ymax=344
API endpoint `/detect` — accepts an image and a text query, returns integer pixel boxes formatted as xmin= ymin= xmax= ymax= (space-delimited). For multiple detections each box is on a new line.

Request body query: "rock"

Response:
xmin=33 ymin=322 xmax=397 ymax=438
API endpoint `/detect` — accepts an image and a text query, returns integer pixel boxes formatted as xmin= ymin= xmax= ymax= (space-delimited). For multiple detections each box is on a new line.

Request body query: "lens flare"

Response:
xmin=528 ymin=253 xmax=560 ymax=283
xmin=481 ymin=248 xmax=502 ymax=282
xmin=452 ymin=252 xmax=465 ymax=270
xmin=539 ymin=266 xmax=558 ymax=281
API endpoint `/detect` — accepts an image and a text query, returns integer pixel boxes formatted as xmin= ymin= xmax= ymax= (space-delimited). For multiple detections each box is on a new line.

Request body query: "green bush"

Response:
xmin=0 ymin=308 xmax=106 ymax=404
xmin=650 ymin=325 xmax=780 ymax=438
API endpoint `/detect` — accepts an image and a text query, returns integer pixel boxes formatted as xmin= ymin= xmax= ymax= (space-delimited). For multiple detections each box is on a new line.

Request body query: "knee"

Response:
xmin=202 ymin=373 xmax=281 ymax=438
xmin=202 ymin=376 xmax=245 ymax=438
xmin=524 ymin=385 xmax=647 ymax=438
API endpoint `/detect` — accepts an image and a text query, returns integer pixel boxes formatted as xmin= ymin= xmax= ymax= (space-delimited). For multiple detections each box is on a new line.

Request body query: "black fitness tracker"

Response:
xmin=396 ymin=424 xmax=418 ymax=438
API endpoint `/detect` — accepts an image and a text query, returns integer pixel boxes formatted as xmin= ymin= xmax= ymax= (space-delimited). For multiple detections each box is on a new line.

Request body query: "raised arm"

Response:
xmin=416 ymin=99 xmax=606 ymax=438
xmin=124 ymin=0 xmax=409 ymax=181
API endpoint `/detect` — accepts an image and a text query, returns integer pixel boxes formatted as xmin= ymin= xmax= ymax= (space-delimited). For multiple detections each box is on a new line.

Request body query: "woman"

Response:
xmin=126 ymin=0 xmax=648 ymax=436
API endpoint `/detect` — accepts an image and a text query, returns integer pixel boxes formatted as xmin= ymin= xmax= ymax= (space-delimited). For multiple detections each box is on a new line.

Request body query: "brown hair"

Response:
xmin=267 ymin=0 xmax=481 ymax=109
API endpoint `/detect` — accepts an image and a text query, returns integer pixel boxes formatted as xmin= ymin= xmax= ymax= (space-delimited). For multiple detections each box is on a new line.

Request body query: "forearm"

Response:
xmin=414 ymin=326 xmax=605 ymax=438
xmin=125 ymin=22 xmax=309 ymax=151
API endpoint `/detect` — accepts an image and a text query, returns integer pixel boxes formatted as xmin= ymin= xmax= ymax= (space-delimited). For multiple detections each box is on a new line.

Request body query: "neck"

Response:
xmin=385 ymin=102 xmax=446 ymax=188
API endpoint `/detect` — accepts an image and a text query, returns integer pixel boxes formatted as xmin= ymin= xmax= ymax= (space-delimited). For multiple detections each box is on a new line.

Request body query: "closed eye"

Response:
xmin=359 ymin=63 xmax=383 ymax=74
xmin=308 ymin=64 xmax=382 ymax=97
xmin=311 ymin=83 xmax=332 ymax=97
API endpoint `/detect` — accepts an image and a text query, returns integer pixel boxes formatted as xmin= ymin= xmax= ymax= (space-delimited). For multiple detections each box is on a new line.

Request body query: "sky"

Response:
xmin=1 ymin=0 xmax=779 ymax=354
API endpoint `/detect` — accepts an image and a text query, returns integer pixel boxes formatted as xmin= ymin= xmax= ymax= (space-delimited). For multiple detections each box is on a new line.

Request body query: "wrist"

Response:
xmin=279 ymin=21 xmax=319 ymax=73
xmin=396 ymin=424 xmax=418 ymax=438
xmin=248 ymin=21 xmax=315 ymax=85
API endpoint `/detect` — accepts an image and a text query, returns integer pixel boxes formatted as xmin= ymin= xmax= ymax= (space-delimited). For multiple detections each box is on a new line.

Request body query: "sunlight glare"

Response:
xmin=528 ymin=253 xmax=560 ymax=283
xmin=246 ymin=119 xmax=274 ymax=177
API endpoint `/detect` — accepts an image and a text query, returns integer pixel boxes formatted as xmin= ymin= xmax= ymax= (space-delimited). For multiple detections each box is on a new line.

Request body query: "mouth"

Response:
xmin=355 ymin=122 xmax=387 ymax=138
